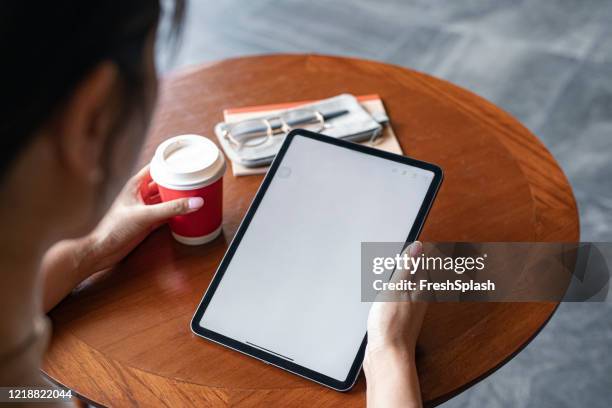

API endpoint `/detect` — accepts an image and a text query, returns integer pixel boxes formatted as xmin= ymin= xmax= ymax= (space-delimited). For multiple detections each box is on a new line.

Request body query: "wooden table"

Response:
xmin=42 ymin=54 xmax=579 ymax=407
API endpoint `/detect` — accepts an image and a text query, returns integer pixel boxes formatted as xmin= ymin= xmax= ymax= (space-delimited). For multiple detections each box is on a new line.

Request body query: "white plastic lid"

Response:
xmin=150 ymin=134 xmax=226 ymax=190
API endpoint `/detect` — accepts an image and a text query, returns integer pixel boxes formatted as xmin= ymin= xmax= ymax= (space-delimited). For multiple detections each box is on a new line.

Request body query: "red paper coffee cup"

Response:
xmin=150 ymin=134 xmax=226 ymax=245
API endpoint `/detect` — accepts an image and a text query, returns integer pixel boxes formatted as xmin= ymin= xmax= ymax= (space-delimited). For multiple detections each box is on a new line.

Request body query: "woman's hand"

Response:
xmin=84 ymin=165 xmax=203 ymax=273
xmin=42 ymin=165 xmax=203 ymax=311
xmin=364 ymin=241 xmax=427 ymax=408
xmin=366 ymin=240 xmax=427 ymax=355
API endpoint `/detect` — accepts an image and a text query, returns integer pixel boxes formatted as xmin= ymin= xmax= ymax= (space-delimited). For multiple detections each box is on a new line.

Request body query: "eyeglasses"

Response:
xmin=222 ymin=108 xmax=348 ymax=150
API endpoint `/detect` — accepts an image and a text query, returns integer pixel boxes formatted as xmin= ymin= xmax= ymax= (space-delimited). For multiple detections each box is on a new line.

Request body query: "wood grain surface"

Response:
xmin=42 ymin=54 xmax=579 ymax=407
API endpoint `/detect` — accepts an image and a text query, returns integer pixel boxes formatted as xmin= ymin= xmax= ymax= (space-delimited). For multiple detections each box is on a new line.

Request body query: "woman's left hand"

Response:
xmin=42 ymin=165 xmax=203 ymax=311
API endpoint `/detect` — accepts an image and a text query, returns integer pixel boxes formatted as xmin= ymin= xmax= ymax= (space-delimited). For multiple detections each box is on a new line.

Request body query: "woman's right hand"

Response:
xmin=364 ymin=241 xmax=426 ymax=408
xmin=42 ymin=165 xmax=202 ymax=311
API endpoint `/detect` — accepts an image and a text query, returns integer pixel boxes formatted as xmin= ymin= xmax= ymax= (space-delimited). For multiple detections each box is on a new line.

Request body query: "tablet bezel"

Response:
xmin=191 ymin=129 xmax=443 ymax=391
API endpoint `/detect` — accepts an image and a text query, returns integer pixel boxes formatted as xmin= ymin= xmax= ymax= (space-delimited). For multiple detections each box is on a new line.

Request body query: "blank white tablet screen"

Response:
xmin=199 ymin=134 xmax=434 ymax=381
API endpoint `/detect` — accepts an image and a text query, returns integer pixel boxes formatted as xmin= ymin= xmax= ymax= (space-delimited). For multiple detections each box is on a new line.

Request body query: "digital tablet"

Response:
xmin=191 ymin=129 xmax=443 ymax=391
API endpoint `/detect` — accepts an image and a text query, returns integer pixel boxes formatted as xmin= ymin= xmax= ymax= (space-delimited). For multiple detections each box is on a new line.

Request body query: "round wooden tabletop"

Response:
xmin=42 ymin=54 xmax=579 ymax=407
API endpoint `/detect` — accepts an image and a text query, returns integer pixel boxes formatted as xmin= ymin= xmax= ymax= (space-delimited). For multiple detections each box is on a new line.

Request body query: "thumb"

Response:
xmin=391 ymin=241 xmax=423 ymax=283
xmin=137 ymin=197 xmax=204 ymax=225
xmin=407 ymin=240 xmax=423 ymax=258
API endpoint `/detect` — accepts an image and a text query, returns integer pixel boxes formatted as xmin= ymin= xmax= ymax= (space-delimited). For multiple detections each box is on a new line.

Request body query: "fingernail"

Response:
xmin=188 ymin=197 xmax=204 ymax=210
xmin=409 ymin=241 xmax=422 ymax=257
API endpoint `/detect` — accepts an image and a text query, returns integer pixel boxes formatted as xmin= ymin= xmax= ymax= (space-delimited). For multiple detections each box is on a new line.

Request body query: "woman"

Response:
xmin=0 ymin=1 xmax=425 ymax=406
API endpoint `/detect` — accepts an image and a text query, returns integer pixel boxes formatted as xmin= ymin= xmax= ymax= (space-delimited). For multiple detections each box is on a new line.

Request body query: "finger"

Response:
xmin=390 ymin=241 xmax=423 ymax=283
xmin=136 ymin=196 xmax=204 ymax=225
xmin=376 ymin=241 xmax=422 ymax=302
xmin=125 ymin=164 xmax=152 ymax=198
xmin=397 ymin=241 xmax=431 ymax=302
xmin=408 ymin=240 xmax=423 ymax=257
xmin=140 ymin=181 xmax=159 ymax=202
xmin=131 ymin=164 xmax=151 ymax=185
xmin=404 ymin=241 xmax=434 ymax=302
xmin=125 ymin=164 xmax=151 ymax=191
xmin=142 ymin=193 xmax=162 ymax=205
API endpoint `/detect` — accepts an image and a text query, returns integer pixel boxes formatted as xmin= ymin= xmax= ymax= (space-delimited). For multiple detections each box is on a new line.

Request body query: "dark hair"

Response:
xmin=0 ymin=1 xmax=184 ymax=179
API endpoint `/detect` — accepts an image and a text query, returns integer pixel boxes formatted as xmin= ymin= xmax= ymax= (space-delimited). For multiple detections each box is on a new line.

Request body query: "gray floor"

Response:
xmin=157 ymin=1 xmax=612 ymax=406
